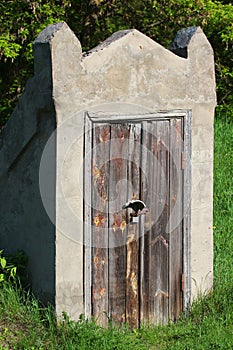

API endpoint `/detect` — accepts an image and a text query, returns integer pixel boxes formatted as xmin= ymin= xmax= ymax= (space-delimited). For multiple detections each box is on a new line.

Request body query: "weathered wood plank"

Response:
xmin=92 ymin=123 xmax=110 ymax=326
xmin=108 ymin=124 xmax=129 ymax=325
xmin=126 ymin=123 xmax=141 ymax=328
xmin=150 ymin=120 xmax=170 ymax=325
xmin=169 ymin=118 xmax=183 ymax=320
xmin=140 ymin=121 xmax=152 ymax=324
xmin=147 ymin=121 xmax=158 ymax=324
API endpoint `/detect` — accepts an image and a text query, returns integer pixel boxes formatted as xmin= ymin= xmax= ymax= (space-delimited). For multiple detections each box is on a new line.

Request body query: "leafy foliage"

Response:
xmin=0 ymin=0 xmax=69 ymax=127
xmin=0 ymin=250 xmax=28 ymax=286
xmin=0 ymin=0 xmax=232 ymax=127
xmin=0 ymin=250 xmax=17 ymax=283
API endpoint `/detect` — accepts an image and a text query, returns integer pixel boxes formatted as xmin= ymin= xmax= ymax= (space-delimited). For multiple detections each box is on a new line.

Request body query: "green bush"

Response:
xmin=0 ymin=250 xmax=28 ymax=286
xmin=0 ymin=250 xmax=17 ymax=283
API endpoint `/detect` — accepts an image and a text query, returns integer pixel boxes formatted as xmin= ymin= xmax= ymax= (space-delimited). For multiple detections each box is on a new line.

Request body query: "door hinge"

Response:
xmin=181 ymin=152 xmax=185 ymax=170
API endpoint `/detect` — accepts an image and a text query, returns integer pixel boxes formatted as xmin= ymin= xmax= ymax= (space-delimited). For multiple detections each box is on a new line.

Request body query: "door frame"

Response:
xmin=83 ymin=110 xmax=192 ymax=321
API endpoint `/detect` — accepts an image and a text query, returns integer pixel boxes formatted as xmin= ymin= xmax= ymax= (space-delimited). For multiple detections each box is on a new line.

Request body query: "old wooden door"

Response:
xmin=84 ymin=112 xmax=191 ymax=328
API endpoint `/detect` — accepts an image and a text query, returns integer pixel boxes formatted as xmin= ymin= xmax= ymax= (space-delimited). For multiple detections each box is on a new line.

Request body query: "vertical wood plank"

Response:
xmin=108 ymin=124 xmax=129 ymax=325
xmin=149 ymin=120 xmax=170 ymax=324
xmin=140 ymin=121 xmax=152 ymax=324
xmin=140 ymin=120 xmax=170 ymax=325
xmin=92 ymin=123 xmax=110 ymax=326
xmin=125 ymin=123 xmax=141 ymax=328
xmin=169 ymin=118 xmax=183 ymax=320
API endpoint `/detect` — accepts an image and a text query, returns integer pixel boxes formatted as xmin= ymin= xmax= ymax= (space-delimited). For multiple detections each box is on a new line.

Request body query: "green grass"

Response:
xmin=0 ymin=114 xmax=232 ymax=349
xmin=0 ymin=283 xmax=149 ymax=350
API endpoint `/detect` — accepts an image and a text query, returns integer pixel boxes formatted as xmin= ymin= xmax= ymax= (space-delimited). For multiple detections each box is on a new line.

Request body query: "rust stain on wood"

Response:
xmin=173 ymin=194 xmax=177 ymax=204
xmin=99 ymin=287 xmax=106 ymax=297
xmin=181 ymin=151 xmax=185 ymax=170
xmin=181 ymin=273 xmax=185 ymax=292
xmin=93 ymin=163 xmax=108 ymax=202
xmin=93 ymin=213 xmax=106 ymax=227
xmin=99 ymin=125 xmax=110 ymax=142
xmin=112 ymin=212 xmax=127 ymax=234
